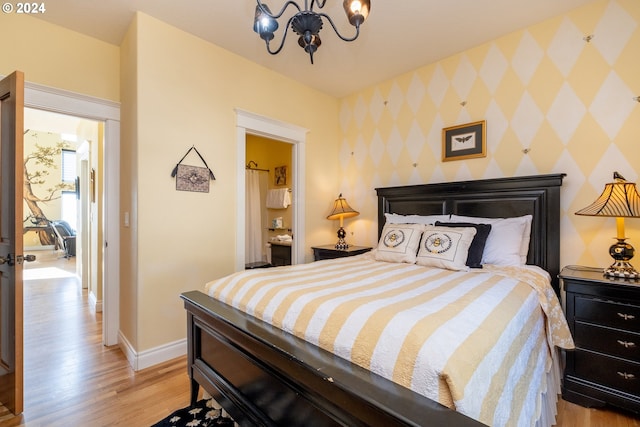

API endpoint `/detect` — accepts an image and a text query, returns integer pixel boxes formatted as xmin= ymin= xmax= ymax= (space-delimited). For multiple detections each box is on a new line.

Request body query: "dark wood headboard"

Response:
xmin=376 ymin=174 xmax=566 ymax=294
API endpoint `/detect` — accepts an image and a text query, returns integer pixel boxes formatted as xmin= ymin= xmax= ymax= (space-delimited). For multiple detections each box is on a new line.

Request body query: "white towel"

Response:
xmin=266 ymin=188 xmax=291 ymax=209
xmin=273 ymin=234 xmax=292 ymax=242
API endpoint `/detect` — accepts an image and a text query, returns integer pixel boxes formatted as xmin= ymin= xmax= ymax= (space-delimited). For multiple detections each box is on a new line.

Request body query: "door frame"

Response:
xmin=76 ymin=143 xmax=91 ymax=291
xmin=235 ymin=109 xmax=307 ymax=271
xmin=23 ymin=80 xmax=120 ymax=346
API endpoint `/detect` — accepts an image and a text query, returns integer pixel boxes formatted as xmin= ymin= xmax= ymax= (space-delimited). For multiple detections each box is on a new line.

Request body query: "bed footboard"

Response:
xmin=181 ymin=290 xmax=484 ymax=427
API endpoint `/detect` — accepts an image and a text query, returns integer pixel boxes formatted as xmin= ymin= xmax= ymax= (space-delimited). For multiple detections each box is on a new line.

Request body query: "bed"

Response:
xmin=181 ymin=173 xmax=571 ymax=427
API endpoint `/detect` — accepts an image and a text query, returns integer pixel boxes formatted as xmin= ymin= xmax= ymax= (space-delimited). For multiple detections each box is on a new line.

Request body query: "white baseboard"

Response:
xmin=118 ymin=331 xmax=187 ymax=371
xmin=88 ymin=291 xmax=102 ymax=312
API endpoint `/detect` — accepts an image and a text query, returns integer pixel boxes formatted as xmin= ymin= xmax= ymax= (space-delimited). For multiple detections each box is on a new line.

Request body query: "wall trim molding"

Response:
xmin=235 ymin=109 xmax=307 ymax=270
xmin=23 ymin=80 xmax=120 ymax=121
xmin=118 ymin=332 xmax=187 ymax=371
xmin=88 ymin=291 xmax=102 ymax=313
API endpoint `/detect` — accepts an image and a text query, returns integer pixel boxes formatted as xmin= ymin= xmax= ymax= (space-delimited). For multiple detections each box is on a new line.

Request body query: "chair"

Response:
xmin=51 ymin=220 xmax=76 ymax=258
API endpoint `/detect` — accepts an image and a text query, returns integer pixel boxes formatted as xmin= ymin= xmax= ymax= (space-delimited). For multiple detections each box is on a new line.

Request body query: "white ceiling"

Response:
xmin=34 ymin=0 xmax=595 ymax=98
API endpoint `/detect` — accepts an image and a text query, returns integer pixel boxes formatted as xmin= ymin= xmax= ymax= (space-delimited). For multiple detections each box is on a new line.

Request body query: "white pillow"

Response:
xmin=449 ymin=214 xmax=532 ymax=266
xmin=384 ymin=212 xmax=451 ymax=225
xmin=416 ymin=225 xmax=477 ymax=271
xmin=375 ymin=223 xmax=425 ymax=264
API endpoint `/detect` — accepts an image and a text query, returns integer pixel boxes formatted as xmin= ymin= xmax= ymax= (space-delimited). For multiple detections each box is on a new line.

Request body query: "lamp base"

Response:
xmin=335 ymin=226 xmax=349 ymax=250
xmin=604 ymin=261 xmax=639 ymax=279
xmin=605 ymin=238 xmax=639 ymax=280
xmin=335 ymin=241 xmax=349 ymax=250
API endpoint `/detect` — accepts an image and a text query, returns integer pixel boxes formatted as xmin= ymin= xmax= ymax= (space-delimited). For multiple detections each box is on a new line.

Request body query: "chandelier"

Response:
xmin=253 ymin=0 xmax=371 ymax=64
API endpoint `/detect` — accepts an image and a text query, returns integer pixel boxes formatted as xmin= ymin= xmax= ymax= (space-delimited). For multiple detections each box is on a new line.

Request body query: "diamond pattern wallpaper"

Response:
xmin=338 ymin=0 xmax=639 ymax=270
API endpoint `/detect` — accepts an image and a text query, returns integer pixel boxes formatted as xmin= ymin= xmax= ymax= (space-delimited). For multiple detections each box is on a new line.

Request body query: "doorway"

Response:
xmin=245 ymin=135 xmax=293 ymax=267
xmin=23 ymin=80 xmax=120 ymax=346
xmin=23 ymin=108 xmax=101 ymax=303
xmin=235 ymin=109 xmax=307 ymax=271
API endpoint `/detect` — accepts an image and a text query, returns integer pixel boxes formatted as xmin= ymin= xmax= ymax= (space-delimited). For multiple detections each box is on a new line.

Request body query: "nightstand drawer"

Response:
xmin=575 ymin=296 xmax=640 ymax=333
xmin=574 ymin=350 xmax=640 ymax=396
xmin=575 ymin=322 xmax=640 ymax=361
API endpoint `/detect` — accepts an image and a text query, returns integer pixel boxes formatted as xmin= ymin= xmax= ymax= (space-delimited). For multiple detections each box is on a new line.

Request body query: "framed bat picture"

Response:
xmin=442 ymin=120 xmax=486 ymax=162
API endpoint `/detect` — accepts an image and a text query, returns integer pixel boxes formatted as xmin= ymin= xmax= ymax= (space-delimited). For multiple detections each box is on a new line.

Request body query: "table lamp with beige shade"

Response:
xmin=326 ymin=193 xmax=359 ymax=250
xmin=576 ymin=172 xmax=640 ymax=279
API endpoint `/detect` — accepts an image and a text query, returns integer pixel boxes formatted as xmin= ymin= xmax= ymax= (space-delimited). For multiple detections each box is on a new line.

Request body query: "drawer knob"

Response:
xmin=617 ymin=372 xmax=636 ymax=380
xmin=617 ymin=340 xmax=636 ymax=348
xmin=617 ymin=313 xmax=636 ymax=321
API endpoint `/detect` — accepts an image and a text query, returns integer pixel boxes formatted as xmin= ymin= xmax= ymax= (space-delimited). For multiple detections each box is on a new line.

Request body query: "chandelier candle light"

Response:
xmin=576 ymin=172 xmax=640 ymax=279
xmin=253 ymin=0 xmax=371 ymax=64
xmin=326 ymin=193 xmax=359 ymax=249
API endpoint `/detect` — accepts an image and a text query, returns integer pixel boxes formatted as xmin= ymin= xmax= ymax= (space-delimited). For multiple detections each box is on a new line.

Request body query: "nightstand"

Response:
xmin=270 ymin=242 xmax=291 ymax=266
xmin=559 ymin=266 xmax=640 ymax=414
xmin=311 ymin=245 xmax=372 ymax=261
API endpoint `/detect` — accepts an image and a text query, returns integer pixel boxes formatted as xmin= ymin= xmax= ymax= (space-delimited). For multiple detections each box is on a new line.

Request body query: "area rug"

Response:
xmin=152 ymin=398 xmax=235 ymax=427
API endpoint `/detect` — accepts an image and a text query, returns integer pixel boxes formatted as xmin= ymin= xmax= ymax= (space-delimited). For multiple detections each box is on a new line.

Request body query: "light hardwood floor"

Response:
xmin=0 ymin=255 xmax=638 ymax=426
xmin=0 ymin=254 xmax=196 ymax=427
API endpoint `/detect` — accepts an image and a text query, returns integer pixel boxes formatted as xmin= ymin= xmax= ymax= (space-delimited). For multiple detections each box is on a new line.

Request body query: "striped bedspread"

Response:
xmin=205 ymin=252 xmax=574 ymax=426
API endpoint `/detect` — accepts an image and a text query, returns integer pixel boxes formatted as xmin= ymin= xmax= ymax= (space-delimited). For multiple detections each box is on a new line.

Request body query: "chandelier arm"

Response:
xmin=319 ymin=12 xmax=361 ymax=42
xmin=264 ymin=15 xmax=296 ymax=55
xmin=313 ymin=0 xmax=328 ymax=9
xmin=257 ymin=0 xmax=301 ymax=19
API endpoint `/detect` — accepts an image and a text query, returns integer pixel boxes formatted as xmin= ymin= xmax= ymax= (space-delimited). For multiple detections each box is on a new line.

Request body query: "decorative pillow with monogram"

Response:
xmin=435 ymin=221 xmax=492 ymax=268
xmin=416 ymin=225 xmax=477 ymax=271
xmin=374 ymin=223 xmax=425 ymax=264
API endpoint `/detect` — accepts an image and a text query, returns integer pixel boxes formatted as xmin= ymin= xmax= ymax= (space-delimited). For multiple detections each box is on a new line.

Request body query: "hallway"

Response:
xmin=0 ymin=253 xmax=193 ymax=426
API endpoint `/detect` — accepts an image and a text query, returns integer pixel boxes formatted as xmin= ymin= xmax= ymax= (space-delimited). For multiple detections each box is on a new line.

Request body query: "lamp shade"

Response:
xmin=343 ymin=0 xmax=371 ymax=27
xmin=327 ymin=193 xmax=359 ymax=221
xmin=253 ymin=4 xmax=279 ymax=41
xmin=575 ymin=172 xmax=640 ymax=218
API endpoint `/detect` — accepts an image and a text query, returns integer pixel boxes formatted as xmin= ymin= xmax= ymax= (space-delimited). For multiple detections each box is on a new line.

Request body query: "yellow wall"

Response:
xmin=338 ymin=0 xmax=640 ymax=271
xmin=0 ymin=14 xmax=119 ymax=101
xmin=119 ymin=15 xmax=139 ymax=348
xmin=122 ymin=13 xmax=340 ymax=352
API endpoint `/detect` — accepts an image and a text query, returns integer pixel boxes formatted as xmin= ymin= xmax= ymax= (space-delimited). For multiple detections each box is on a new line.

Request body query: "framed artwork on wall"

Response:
xmin=176 ymin=165 xmax=210 ymax=193
xmin=275 ymin=165 xmax=287 ymax=186
xmin=442 ymin=120 xmax=486 ymax=162
xmin=171 ymin=145 xmax=216 ymax=192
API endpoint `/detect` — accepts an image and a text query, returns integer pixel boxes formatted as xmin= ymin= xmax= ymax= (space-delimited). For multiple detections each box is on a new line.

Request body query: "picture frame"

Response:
xmin=442 ymin=120 xmax=486 ymax=162
xmin=274 ymin=165 xmax=287 ymax=186
xmin=176 ymin=164 xmax=210 ymax=193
